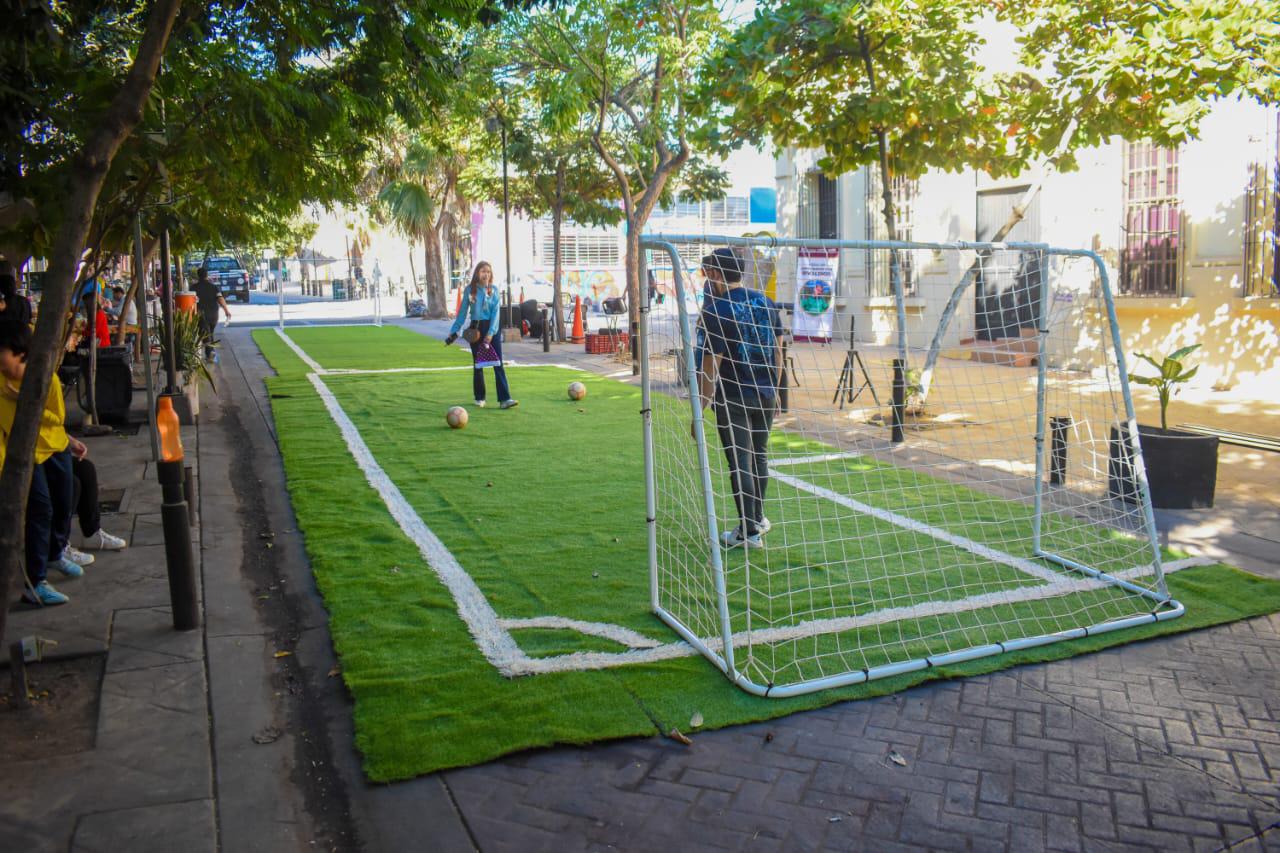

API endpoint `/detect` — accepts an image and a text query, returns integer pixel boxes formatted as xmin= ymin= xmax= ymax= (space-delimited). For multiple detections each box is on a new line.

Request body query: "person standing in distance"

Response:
xmin=444 ymin=261 xmax=518 ymax=410
xmin=194 ymin=268 xmax=231 ymax=361
xmin=693 ymin=248 xmax=783 ymax=548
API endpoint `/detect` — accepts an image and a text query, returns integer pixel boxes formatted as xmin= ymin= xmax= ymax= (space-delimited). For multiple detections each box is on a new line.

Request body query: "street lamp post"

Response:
xmin=486 ymin=113 xmax=513 ymax=317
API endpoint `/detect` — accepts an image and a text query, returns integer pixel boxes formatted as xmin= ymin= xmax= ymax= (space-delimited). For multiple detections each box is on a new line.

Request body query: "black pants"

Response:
xmin=71 ymin=456 xmax=101 ymax=539
xmin=26 ymin=449 xmax=74 ymax=584
xmin=469 ymin=320 xmax=511 ymax=404
xmin=714 ymin=395 xmax=775 ymax=536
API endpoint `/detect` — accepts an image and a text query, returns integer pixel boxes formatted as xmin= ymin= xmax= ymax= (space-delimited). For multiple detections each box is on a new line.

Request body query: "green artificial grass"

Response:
xmin=255 ymin=326 xmax=1280 ymax=781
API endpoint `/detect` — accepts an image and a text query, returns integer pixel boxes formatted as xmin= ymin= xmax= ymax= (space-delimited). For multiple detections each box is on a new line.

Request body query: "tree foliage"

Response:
xmin=505 ymin=0 xmax=728 ymax=345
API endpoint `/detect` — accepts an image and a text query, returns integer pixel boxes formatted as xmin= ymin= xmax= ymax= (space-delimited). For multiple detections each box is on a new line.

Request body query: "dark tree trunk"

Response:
xmin=0 ymin=0 xmax=182 ymax=647
xmin=423 ymin=227 xmax=448 ymax=319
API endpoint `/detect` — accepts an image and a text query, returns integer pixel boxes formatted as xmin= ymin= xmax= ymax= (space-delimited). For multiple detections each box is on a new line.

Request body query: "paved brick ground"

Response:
xmin=442 ymin=613 xmax=1280 ymax=852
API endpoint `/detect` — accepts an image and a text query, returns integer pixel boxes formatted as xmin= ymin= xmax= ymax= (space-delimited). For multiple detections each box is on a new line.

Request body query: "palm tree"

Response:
xmin=377 ymin=135 xmax=469 ymax=320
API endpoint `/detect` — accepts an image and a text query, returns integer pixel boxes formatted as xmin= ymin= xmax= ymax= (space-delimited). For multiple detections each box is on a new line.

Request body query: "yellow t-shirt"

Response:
xmin=0 ymin=374 xmax=70 ymax=472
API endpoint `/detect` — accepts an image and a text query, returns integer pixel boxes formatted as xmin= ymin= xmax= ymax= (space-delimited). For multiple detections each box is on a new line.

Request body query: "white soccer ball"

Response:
xmin=568 ymin=381 xmax=587 ymax=401
xmin=445 ymin=406 xmax=469 ymax=429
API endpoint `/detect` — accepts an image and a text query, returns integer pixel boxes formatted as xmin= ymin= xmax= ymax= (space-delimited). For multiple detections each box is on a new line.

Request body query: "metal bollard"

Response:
xmin=542 ymin=308 xmax=550 ymax=352
xmin=8 ymin=642 xmax=29 ymax=709
xmin=183 ymin=464 xmax=196 ymax=525
xmin=891 ymin=359 xmax=906 ymax=444
xmin=1050 ymin=416 xmax=1071 ymax=485
xmin=157 ymin=460 xmax=199 ymax=631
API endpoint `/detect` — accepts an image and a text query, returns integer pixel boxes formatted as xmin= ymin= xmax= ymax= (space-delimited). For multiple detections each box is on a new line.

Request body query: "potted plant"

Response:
xmin=1108 ymin=344 xmax=1218 ymax=509
xmin=158 ymin=309 xmax=216 ymax=423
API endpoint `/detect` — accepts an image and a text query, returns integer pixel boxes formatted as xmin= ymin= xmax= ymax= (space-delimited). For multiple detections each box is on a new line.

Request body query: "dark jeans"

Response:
xmin=469 ymin=320 xmax=511 ymax=404
xmin=27 ymin=449 xmax=74 ymax=584
xmin=72 ymin=456 xmax=101 ymax=538
xmin=714 ymin=394 xmax=775 ymax=536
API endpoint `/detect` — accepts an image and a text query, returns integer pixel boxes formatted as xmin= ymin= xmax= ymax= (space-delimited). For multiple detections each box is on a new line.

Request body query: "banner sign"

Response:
xmin=792 ymin=248 xmax=837 ymax=343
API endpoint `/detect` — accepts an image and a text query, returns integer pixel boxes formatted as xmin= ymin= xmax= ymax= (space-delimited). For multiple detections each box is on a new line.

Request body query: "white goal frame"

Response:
xmin=638 ymin=233 xmax=1184 ymax=698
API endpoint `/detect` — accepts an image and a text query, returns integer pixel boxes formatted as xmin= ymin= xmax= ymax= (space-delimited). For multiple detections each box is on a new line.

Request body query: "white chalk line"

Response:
xmin=274 ymin=327 xmax=584 ymax=375
xmin=771 ymin=470 xmax=1065 ymax=584
xmin=275 ymin=327 xmax=327 ymax=374
xmin=284 ymin=327 xmax=1209 ymax=677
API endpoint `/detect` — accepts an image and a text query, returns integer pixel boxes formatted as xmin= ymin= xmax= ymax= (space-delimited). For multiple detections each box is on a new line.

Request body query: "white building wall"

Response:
xmin=775 ymin=99 xmax=1280 ymax=390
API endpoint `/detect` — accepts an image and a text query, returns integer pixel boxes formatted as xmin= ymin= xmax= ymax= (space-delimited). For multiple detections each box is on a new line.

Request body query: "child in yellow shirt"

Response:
xmin=0 ymin=318 xmax=89 ymax=606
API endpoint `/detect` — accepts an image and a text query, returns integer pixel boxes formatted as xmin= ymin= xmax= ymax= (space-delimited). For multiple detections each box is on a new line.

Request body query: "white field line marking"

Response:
xmin=308 ymin=372 xmax=527 ymax=675
xmin=323 ymin=362 xmax=587 ymax=376
xmin=510 ymin=556 xmax=1212 ymax=673
xmin=771 ymin=452 xmax=864 ymax=467
xmin=499 ymin=616 xmax=664 ymax=649
xmin=276 ymin=328 xmax=326 ymax=373
xmin=772 ymin=470 xmax=1064 ymax=584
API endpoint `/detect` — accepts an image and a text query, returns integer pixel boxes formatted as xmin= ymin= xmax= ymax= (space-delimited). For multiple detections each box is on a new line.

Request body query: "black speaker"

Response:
xmin=500 ymin=305 xmax=522 ymax=329
xmin=80 ymin=346 xmax=134 ymax=423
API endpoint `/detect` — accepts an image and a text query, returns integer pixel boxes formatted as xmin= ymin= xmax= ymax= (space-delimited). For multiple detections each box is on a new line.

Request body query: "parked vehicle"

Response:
xmin=187 ymin=255 xmax=251 ymax=302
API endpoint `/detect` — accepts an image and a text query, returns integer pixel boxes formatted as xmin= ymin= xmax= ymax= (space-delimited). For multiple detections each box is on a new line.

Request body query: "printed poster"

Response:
xmin=792 ymin=248 xmax=837 ymax=343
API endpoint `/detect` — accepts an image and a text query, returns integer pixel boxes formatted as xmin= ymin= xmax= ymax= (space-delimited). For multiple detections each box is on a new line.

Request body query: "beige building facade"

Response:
xmin=773 ymin=99 xmax=1279 ymax=399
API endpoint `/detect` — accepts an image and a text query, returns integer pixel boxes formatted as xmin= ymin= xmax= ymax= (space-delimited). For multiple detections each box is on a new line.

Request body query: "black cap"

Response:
xmin=701 ymin=248 xmax=743 ymax=284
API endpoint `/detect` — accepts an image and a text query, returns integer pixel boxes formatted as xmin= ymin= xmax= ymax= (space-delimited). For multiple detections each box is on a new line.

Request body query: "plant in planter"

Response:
xmin=157 ymin=309 xmax=216 ymax=423
xmin=160 ymin=309 xmax=217 ymax=392
xmin=1108 ymin=344 xmax=1218 ymax=509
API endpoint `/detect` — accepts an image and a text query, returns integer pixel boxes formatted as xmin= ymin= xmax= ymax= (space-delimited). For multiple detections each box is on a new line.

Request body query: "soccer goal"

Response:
xmin=638 ymin=233 xmax=1183 ymax=698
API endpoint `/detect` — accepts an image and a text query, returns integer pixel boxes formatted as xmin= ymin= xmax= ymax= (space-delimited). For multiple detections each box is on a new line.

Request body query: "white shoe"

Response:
xmin=81 ymin=529 xmax=128 ymax=551
xmin=474 ymin=399 xmax=486 ymax=408
xmin=62 ymin=545 xmax=95 ymax=566
xmin=720 ymin=528 xmax=762 ymax=549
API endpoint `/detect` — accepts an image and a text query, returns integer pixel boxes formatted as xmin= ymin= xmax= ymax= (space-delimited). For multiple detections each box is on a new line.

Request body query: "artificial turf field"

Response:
xmin=253 ymin=324 xmax=1280 ymax=781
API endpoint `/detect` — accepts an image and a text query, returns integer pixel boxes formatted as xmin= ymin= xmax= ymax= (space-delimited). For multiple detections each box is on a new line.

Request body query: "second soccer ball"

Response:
xmin=445 ymin=406 xmax=469 ymax=429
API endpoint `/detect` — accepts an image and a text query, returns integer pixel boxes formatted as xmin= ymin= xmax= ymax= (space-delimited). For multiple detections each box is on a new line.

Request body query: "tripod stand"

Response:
xmin=832 ymin=314 xmax=879 ymax=409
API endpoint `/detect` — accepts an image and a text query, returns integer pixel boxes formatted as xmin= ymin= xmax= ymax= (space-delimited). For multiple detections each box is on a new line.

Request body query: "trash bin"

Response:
xmin=332 ymin=279 xmax=346 ymax=300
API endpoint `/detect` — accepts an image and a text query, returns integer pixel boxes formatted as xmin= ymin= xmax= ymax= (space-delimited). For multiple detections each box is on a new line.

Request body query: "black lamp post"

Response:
xmin=486 ymin=112 xmax=513 ymax=315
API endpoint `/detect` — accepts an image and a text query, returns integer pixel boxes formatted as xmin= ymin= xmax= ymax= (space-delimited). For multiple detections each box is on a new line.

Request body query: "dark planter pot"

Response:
xmin=1108 ymin=424 xmax=1219 ymax=509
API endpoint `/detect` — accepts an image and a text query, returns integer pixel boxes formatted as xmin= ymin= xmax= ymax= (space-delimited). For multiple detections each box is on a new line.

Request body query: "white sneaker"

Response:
xmin=720 ymin=528 xmax=762 ymax=549
xmin=62 ymin=545 xmax=95 ymax=566
xmin=474 ymin=399 xmax=486 ymax=408
xmin=81 ymin=529 xmax=128 ymax=550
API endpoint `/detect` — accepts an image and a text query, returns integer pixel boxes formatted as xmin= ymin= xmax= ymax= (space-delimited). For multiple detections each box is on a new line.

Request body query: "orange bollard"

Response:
xmin=570 ymin=296 xmax=585 ymax=344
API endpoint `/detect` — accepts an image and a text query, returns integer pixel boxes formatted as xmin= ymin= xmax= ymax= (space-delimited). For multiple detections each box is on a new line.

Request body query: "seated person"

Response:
xmin=81 ymin=291 xmax=112 ymax=347
xmin=0 ymin=317 xmax=91 ymax=607
xmin=0 ymin=273 xmax=33 ymax=326
xmin=72 ymin=456 xmax=128 ymax=551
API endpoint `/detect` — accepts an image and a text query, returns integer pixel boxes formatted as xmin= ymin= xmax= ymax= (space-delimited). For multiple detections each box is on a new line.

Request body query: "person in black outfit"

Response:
xmin=194 ymin=269 xmax=231 ymax=359
xmin=0 ymin=273 xmax=33 ymax=326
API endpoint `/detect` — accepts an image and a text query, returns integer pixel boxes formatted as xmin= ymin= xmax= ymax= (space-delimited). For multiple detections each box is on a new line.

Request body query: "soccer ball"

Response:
xmin=567 ymin=381 xmax=587 ymax=401
xmin=445 ymin=406 xmax=469 ymax=429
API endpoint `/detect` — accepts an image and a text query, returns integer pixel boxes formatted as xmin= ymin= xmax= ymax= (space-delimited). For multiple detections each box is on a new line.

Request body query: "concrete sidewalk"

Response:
xmin=3 ymin=320 xmax=1277 ymax=852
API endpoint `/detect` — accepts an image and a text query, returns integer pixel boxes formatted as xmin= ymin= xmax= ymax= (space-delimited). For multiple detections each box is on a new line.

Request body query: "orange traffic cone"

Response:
xmin=570 ymin=296 xmax=585 ymax=344
xmin=453 ymin=287 xmax=462 ymax=317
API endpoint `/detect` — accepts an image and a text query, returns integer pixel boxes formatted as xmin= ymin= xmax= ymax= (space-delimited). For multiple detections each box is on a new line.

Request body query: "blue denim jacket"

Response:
xmin=450 ymin=285 xmax=501 ymax=337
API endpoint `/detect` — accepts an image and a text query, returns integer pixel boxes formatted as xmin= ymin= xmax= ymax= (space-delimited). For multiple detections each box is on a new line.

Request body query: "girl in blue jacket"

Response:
xmin=445 ymin=262 xmax=518 ymax=409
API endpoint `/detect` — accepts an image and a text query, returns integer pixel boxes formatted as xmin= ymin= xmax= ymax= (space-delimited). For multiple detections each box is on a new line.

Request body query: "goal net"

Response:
xmin=638 ymin=234 xmax=1183 ymax=698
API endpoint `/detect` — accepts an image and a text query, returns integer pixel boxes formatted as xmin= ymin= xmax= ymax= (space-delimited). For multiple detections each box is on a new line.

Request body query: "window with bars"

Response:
xmin=797 ymin=171 xmax=838 ymax=240
xmin=1243 ymin=115 xmax=1279 ymax=297
xmin=864 ymin=167 xmax=918 ymax=296
xmin=1120 ymin=142 xmax=1182 ymax=296
xmin=708 ymin=196 xmax=749 ymax=227
xmin=652 ymin=200 xmax=702 ymax=220
xmin=539 ymin=232 xmax=621 ymax=267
